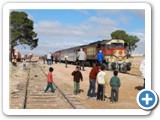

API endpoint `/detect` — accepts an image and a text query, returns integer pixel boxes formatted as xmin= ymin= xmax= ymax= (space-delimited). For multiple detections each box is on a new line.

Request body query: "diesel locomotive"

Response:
xmin=53 ymin=39 xmax=132 ymax=72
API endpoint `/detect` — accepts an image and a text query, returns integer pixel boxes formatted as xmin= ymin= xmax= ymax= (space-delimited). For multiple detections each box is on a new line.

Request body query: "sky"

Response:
xmin=14 ymin=9 xmax=145 ymax=55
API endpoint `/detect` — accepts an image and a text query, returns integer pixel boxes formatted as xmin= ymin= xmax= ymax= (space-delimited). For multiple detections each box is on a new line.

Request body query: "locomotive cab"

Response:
xmin=104 ymin=39 xmax=131 ymax=72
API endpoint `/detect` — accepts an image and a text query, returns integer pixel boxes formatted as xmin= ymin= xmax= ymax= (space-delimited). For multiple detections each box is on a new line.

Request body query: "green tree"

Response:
xmin=111 ymin=30 xmax=128 ymax=40
xmin=10 ymin=11 xmax=38 ymax=54
xmin=111 ymin=30 xmax=140 ymax=53
xmin=126 ymin=35 xmax=140 ymax=52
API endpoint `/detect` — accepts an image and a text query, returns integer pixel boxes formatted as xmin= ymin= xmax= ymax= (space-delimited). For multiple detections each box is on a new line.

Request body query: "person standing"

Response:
xmin=12 ymin=56 xmax=17 ymax=66
xmin=44 ymin=67 xmax=55 ymax=93
xmin=71 ymin=67 xmax=83 ymax=95
xmin=109 ymin=71 xmax=121 ymax=103
xmin=29 ymin=53 xmax=33 ymax=61
xmin=51 ymin=55 xmax=53 ymax=64
xmin=87 ymin=63 xmax=100 ymax=99
xmin=47 ymin=52 xmax=51 ymax=65
xmin=97 ymin=65 xmax=108 ymax=101
xmin=77 ymin=48 xmax=86 ymax=71
xmin=139 ymin=59 xmax=145 ymax=89
xmin=43 ymin=55 xmax=46 ymax=64
xmin=97 ymin=50 xmax=104 ymax=65
xmin=64 ymin=53 xmax=68 ymax=68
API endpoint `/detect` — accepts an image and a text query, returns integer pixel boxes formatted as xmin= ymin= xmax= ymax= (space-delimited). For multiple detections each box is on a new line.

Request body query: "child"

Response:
xmin=71 ymin=66 xmax=83 ymax=95
xmin=97 ymin=65 xmax=108 ymax=101
xmin=109 ymin=71 xmax=121 ymax=103
xmin=45 ymin=67 xmax=55 ymax=93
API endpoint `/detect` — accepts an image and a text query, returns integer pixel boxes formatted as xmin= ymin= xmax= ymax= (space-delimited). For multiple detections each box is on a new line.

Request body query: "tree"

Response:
xmin=111 ymin=30 xmax=128 ymax=40
xmin=110 ymin=30 xmax=140 ymax=53
xmin=10 ymin=11 xmax=38 ymax=59
xmin=126 ymin=35 xmax=140 ymax=52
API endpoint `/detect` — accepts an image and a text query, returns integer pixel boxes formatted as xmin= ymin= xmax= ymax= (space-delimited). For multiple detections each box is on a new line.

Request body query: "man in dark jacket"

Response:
xmin=71 ymin=67 xmax=83 ymax=95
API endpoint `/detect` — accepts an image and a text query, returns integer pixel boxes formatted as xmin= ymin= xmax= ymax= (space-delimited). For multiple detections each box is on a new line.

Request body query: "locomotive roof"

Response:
xmin=54 ymin=39 xmax=125 ymax=53
xmin=88 ymin=39 xmax=124 ymax=45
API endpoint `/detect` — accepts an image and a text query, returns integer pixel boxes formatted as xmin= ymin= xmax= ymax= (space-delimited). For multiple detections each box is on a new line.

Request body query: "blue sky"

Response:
xmin=14 ymin=9 xmax=145 ymax=55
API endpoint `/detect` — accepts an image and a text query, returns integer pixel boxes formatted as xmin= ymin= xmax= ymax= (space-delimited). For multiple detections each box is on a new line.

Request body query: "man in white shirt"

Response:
xmin=47 ymin=52 xmax=51 ymax=65
xmin=64 ymin=53 xmax=68 ymax=68
xmin=77 ymin=48 xmax=86 ymax=71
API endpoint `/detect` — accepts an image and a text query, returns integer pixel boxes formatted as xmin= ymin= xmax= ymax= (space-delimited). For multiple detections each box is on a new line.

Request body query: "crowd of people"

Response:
xmin=43 ymin=48 xmax=145 ymax=104
xmin=45 ymin=63 xmax=121 ymax=103
xmin=42 ymin=52 xmax=54 ymax=65
xmin=43 ymin=48 xmax=122 ymax=103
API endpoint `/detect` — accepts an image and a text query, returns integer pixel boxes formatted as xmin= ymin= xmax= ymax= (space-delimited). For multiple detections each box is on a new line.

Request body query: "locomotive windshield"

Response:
xmin=106 ymin=43 xmax=124 ymax=50
xmin=111 ymin=43 xmax=123 ymax=48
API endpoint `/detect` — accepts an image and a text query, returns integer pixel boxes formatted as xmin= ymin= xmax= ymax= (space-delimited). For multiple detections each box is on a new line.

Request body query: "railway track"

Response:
xmin=22 ymin=62 xmax=84 ymax=109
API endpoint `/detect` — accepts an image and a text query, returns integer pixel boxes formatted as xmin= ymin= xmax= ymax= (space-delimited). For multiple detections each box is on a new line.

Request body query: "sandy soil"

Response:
xmin=38 ymin=56 xmax=144 ymax=109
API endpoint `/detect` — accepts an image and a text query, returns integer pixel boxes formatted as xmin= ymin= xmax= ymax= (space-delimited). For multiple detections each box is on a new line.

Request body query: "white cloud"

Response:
xmin=35 ymin=21 xmax=61 ymax=28
xmin=129 ymin=31 xmax=145 ymax=54
xmin=129 ymin=31 xmax=145 ymax=41
xmin=34 ymin=16 xmax=117 ymax=41
xmin=118 ymin=15 xmax=131 ymax=25
xmin=88 ymin=16 xmax=117 ymax=26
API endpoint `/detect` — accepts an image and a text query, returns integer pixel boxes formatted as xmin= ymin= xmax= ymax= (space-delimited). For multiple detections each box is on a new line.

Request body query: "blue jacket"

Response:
xmin=98 ymin=52 xmax=104 ymax=62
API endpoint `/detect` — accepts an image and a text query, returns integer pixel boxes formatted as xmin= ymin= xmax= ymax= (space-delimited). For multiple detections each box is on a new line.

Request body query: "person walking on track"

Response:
xmin=44 ymin=67 xmax=55 ymax=93
xmin=71 ymin=66 xmax=83 ymax=95
xmin=77 ymin=48 xmax=86 ymax=71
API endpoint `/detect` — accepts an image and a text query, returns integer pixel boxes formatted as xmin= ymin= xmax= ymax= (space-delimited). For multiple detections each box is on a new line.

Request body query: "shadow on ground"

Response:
xmin=135 ymin=86 xmax=144 ymax=90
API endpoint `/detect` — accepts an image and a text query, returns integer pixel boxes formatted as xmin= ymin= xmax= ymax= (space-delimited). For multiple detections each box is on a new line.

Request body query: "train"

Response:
xmin=53 ymin=39 xmax=132 ymax=72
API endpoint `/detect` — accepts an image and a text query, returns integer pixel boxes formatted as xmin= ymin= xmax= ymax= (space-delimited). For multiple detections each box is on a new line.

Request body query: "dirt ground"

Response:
xmin=10 ymin=56 xmax=144 ymax=109
xmin=39 ymin=56 xmax=144 ymax=109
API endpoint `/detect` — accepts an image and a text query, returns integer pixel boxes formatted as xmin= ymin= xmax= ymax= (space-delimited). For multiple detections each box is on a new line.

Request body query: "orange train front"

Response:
xmin=101 ymin=39 xmax=131 ymax=72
